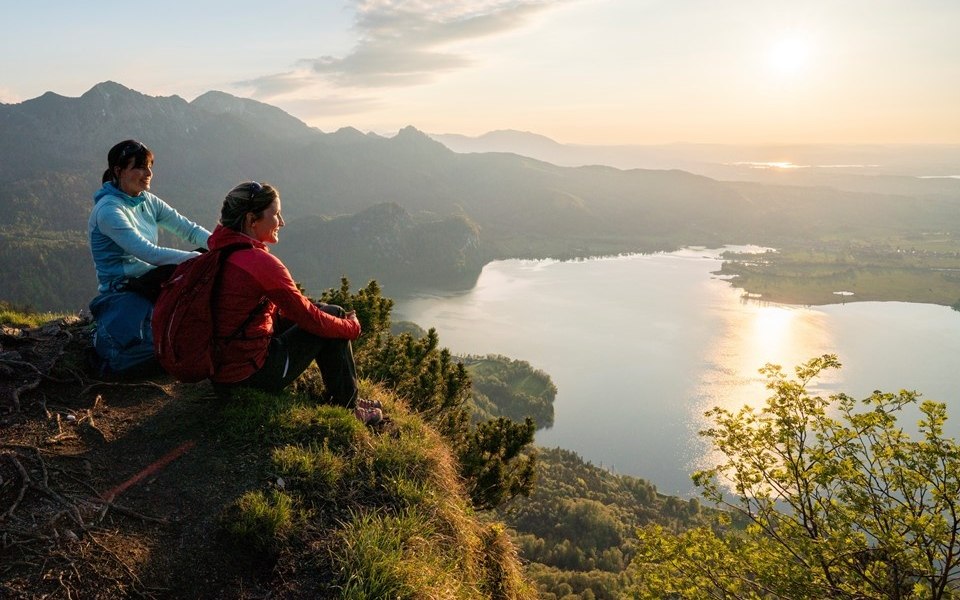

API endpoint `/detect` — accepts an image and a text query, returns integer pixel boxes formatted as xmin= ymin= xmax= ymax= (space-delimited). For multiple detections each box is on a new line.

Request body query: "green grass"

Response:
xmin=0 ymin=301 xmax=70 ymax=328
xmin=275 ymin=403 xmax=366 ymax=450
xmin=223 ymin=490 xmax=298 ymax=554
xmin=331 ymin=510 xmax=475 ymax=600
xmin=215 ymin=380 xmax=534 ymax=598
xmin=367 ymin=426 xmax=438 ymax=483
xmin=218 ymin=387 xmax=366 ymax=451
xmin=271 ymin=443 xmax=346 ymax=498
xmin=477 ymin=523 xmax=531 ymax=600
xmin=217 ymin=387 xmax=301 ymax=438
xmin=512 ymin=374 xmax=548 ymax=398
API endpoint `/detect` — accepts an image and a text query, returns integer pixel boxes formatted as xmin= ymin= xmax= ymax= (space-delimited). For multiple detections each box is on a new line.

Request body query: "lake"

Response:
xmin=392 ymin=248 xmax=960 ymax=496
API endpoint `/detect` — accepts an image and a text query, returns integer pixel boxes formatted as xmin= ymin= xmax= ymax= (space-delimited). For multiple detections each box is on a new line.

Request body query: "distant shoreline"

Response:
xmin=409 ymin=243 xmax=960 ymax=310
xmin=716 ymin=244 xmax=960 ymax=309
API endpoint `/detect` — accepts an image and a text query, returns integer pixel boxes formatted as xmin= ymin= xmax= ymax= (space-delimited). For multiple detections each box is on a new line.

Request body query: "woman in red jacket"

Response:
xmin=209 ymin=181 xmax=382 ymax=424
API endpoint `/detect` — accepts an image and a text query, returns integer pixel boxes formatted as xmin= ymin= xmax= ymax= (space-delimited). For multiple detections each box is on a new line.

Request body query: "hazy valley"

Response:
xmin=3 ymin=82 xmax=960 ymax=312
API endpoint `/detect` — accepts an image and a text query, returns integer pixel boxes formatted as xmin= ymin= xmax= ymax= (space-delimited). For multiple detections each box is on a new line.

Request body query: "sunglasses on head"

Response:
xmin=117 ymin=141 xmax=144 ymax=162
xmin=249 ymin=181 xmax=263 ymax=199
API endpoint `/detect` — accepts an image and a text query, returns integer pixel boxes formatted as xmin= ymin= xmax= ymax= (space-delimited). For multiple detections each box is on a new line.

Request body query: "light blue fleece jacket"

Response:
xmin=89 ymin=182 xmax=211 ymax=293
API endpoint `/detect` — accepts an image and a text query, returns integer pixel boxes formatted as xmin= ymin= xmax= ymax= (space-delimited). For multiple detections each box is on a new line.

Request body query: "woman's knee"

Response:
xmin=315 ymin=303 xmax=345 ymax=318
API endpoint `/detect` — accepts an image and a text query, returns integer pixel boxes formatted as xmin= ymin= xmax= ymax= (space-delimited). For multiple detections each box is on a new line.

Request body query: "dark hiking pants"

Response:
xmin=232 ymin=304 xmax=359 ymax=407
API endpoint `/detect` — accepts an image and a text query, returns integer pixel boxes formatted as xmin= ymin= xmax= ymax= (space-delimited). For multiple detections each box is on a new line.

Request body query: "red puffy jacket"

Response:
xmin=207 ymin=225 xmax=360 ymax=383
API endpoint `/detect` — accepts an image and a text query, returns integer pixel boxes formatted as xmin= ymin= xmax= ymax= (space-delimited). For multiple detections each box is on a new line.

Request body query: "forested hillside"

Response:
xmin=463 ymin=354 xmax=556 ymax=427
xmin=500 ymin=447 xmax=710 ymax=599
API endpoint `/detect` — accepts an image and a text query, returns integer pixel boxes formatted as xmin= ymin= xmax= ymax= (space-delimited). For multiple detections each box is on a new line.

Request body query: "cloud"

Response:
xmin=238 ymin=1 xmax=564 ymax=97
xmin=304 ymin=48 xmax=469 ymax=88
xmin=235 ymin=0 xmax=566 ymax=121
xmin=235 ymin=72 xmax=383 ymax=125
xmin=355 ymin=0 xmax=554 ymax=44
xmin=303 ymin=0 xmax=563 ymax=88
xmin=236 ymin=72 xmax=315 ymax=100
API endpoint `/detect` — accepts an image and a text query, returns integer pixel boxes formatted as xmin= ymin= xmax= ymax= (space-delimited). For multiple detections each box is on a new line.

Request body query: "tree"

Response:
xmin=319 ymin=277 xmax=394 ymax=352
xmin=459 ymin=416 xmax=537 ymax=511
xmin=319 ymin=279 xmax=536 ymax=511
xmin=630 ymin=354 xmax=960 ymax=599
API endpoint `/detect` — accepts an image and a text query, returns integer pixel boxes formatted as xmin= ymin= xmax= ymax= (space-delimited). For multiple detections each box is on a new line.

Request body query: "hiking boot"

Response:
xmin=354 ymin=406 xmax=384 ymax=426
xmin=356 ymin=397 xmax=383 ymax=410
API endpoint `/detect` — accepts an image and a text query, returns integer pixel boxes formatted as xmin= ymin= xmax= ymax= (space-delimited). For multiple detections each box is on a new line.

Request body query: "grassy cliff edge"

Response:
xmin=0 ymin=312 xmax=534 ymax=599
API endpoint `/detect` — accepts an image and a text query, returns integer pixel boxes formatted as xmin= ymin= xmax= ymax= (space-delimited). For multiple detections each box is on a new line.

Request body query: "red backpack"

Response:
xmin=152 ymin=242 xmax=262 ymax=383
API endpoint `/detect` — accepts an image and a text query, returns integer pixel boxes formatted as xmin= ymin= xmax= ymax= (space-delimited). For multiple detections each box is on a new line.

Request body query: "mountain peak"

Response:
xmin=391 ymin=126 xmax=449 ymax=153
xmin=82 ymin=81 xmax=139 ymax=99
xmin=35 ymin=91 xmax=68 ymax=102
xmin=332 ymin=126 xmax=366 ymax=138
xmin=191 ymin=90 xmax=281 ymax=116
xmin=191 ymin=90 xmax=241 ymax=109
xmin=191 ymin=90 xmax=314 ymax=140
xmin=396 ymin=125 xmax=428 ymax=139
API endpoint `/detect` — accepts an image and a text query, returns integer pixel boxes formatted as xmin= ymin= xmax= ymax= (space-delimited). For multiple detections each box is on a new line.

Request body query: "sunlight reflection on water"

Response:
xmin=394 ymin=248 xmax=960 ymax=497
xmin=690 ymin=301 xmax=837 ymax=478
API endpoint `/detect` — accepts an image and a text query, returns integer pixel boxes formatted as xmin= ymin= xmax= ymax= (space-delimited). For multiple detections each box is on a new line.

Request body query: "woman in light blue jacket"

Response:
xmin=89 ymin=139 xmax=210 ymax=296
xmin=88 ymin=139 xmax=211 ymax=373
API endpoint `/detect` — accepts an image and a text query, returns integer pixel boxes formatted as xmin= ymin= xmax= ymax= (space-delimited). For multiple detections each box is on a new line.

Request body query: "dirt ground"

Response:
xmin=0 ymin=318 xmax=287 ymax=599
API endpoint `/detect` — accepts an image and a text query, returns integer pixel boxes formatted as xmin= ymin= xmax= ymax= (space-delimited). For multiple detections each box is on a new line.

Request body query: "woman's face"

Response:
xmin=116 ymin=157 xmax=153 ymax=196
xmin=246 ymin=197 xmax=285 ymax=244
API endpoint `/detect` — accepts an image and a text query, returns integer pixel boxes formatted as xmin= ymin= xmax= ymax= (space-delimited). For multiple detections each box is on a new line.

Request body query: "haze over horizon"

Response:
xmin=3 ymin=0 xmax=959 ymax=146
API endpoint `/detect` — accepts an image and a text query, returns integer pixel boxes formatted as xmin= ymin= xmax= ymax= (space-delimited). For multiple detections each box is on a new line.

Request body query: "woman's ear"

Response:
xmin=244 ymin=211 xmax=258 ymax=233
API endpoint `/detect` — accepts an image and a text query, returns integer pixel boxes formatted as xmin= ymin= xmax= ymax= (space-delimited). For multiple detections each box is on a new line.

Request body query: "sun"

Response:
xmin=767 ymin=35 xmax=812 ymax=76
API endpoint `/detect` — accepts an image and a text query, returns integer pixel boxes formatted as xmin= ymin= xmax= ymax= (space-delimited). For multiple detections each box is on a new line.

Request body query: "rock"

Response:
xmin=0 ymin=326 xmax=23 ymax=338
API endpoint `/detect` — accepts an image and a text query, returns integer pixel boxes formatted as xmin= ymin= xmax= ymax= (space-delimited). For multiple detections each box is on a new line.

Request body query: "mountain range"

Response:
xmin=430 ymin=129 xmax=960 ymax=194
xmin=2 ymin=81 xmax=959 ymax=310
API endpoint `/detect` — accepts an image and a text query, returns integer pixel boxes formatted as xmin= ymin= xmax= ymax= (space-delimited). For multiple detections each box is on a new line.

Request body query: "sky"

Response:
xmin=2 ymin=0 xmax=959 ymax=145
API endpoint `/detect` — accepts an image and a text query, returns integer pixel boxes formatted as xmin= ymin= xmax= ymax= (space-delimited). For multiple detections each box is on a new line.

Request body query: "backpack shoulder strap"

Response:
xmin=209 ymin=241 xmax=267 ymax=345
